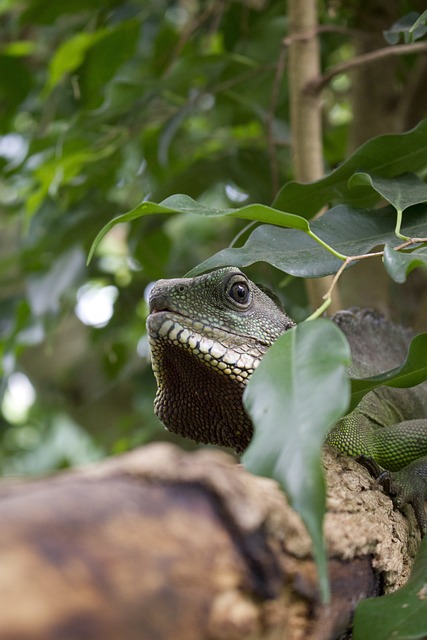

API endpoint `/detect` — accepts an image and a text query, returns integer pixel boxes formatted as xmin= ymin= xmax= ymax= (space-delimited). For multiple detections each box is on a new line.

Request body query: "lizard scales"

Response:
xmin=147 ymin=267 xmax=427 ymax=530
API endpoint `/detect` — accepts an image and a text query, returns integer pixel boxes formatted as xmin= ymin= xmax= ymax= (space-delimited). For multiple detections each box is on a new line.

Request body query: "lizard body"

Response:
xmin=147 ymin=267 xmax=427 ymax=531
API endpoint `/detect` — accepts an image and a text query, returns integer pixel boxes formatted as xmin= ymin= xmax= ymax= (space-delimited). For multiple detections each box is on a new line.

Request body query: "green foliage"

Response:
xmin=384 ymin=244 xmax=427 ymax=282
xmin=91 ymin=125 xmax=427 ymax=604
xmin=350 ymin=333 xmax=427 ymax=408
xmin=1 ymin=0 xmax=427 ymax=633
xmin=189 ymin=203 xmax=427 ymax=277
xmin=242 ymin=320 xmax=351 ymax=601
xmin=384 ymin=11 xmax=427 ymax=44
xmin=272 ymin=120 xmax=427 ymax=216
xmin=353 ymin=536 xmax=427 ymax=640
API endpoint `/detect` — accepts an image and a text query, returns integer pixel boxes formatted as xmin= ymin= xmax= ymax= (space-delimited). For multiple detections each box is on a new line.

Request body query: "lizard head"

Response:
xmin=146 ymin=267 xmax=294 ymax=452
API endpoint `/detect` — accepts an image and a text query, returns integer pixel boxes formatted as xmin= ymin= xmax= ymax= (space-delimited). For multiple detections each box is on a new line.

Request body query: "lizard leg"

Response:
xmin=327 ymin=416 xmax=427 ymax=534
xmin=327 ymin=416 xmax=427 ymax=470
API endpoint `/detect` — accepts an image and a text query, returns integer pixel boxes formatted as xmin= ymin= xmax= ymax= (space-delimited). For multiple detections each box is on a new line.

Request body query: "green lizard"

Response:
xmin=146 ymin=266 xmax=427 ymax=533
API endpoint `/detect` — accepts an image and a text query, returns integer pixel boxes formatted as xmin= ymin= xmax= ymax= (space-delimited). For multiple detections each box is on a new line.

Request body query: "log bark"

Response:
xmin=0 ymin=443 xmax=420 ymax=640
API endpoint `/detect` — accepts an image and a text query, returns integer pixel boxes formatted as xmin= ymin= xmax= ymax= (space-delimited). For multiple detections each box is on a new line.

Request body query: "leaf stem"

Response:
xmin=307 ymin=230 xmax=348 ymax=260
xmin=394 ymin=207 xmax=410 ymax=241
xmin=304 ymin=296 xmax=331 ymax=320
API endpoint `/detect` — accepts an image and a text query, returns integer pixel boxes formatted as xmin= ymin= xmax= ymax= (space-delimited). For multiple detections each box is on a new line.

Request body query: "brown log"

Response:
xmin=0 ymin=444 xmax=420 ymax=640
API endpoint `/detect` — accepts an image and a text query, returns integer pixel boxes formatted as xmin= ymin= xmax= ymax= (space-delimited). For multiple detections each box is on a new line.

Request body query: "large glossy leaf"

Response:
xmin=87 ymin=194 xmax=311 ymax=264
xmin=242 ymin=320 xmax=351 ymax=601
xmin=348 ymin=172 xmax=427 ymax=213
xmin=189 ymin=204 xmax=427 ymax=278
xmin=383 ymin=244 xmax=427 ymax=283
xmin=350 ymin=333 xmax=427 ymax=408
xmin=272 ymin=120 xmax=427 ymax=216
xmin=353 ymin=536 xmax=427 ymax=640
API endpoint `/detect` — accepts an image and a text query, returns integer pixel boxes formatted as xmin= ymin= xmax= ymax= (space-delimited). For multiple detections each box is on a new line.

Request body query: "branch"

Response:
xmin=308 ymin=41 xmax=427 ymax=94
xmin=315 ymin=238 xmax=427 ymax=316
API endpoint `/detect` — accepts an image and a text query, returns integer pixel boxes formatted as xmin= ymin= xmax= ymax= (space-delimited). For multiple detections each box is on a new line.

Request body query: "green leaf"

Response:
xmin=87 ymin=194 xmax=311 ymax=264
xmin=348 ymin=173 xmax=427 ymax=239
xmin=189 ymin=204 xmax=427 ymax=278
xmin=242 ymin=320 xmax=351 ymax=602
xmin=353 ymin=536 xmax=427 ymax=640
xmin=383 ymin=11 xmax=427 ymax=45
xmin=383 ymin=244 xmax=427 ymax=283
xmin=273 ymin=120 xmax=427 ymax=216
xmin=45 ymin=30 xmax=108 ymax=93
xmin=350 ymin=333 xmax=427 ymax=408
xmin=80 ymin=19 xmax=140 ymax=108
xmin=349 ymin=172 xmax=427 ymax=212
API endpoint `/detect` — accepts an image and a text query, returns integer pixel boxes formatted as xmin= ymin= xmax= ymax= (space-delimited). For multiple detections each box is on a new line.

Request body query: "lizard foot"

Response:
xmin=355 ymin=455 xmax=427 ymax=535
xmin=375 ymin=461 xmax=427 ymax=536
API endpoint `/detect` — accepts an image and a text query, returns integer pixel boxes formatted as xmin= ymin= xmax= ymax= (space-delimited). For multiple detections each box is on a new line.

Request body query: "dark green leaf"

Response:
xmin=273 ymin=120 xmax=427 ymax=216
xmin=242 ymin=320 xmax=351 ymax=601
xmin=349 ymin=172 xmax=427 ymax=212
xmin=189 ymin=204 xmax=427 ymax=278
xmin=350 ymin=333 xmax=427 ymax=408
xmin=80 ymin=19 xmax=140 ymax=108
xmin=353 ymin=536 xmax=427 ymax=640
xmin=383 ymin=11 xmax=427 ymax=44
xmin=383 ymin=244 xmax=427 ymax=283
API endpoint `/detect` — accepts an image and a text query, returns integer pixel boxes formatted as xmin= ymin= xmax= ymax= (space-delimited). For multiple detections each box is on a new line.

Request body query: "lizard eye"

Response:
xmin=228 ymin=281 xmax=251 ymax=306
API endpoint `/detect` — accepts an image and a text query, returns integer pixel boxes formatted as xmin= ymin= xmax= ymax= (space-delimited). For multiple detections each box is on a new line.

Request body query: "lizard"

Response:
xmin=146 ymin=266 xmax=427 ymax=533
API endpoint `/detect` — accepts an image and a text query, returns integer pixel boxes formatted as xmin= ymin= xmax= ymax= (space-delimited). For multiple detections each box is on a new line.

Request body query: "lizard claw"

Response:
xmin=355 ymin=454 xmax=383 ymax=478
xmin=375 ymin=466 xmax=427 ymax=536
xmin=355 ymin=456 xmax=427 ymax=536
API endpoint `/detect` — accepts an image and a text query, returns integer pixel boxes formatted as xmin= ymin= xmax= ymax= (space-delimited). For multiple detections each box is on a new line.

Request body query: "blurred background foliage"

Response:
xmin=0 ymin=0 xmax=426 ymax=474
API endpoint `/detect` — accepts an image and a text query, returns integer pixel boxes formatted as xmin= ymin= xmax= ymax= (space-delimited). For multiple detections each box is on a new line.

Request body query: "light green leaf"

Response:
xmin=45 ymin=30 xmax=108 ymax=93
xmin=350 ymin=333 xmax=427 ymax=408
xmin=3 ymin=40 xmax=36 ymax=56
xmin=273 ymin=120 xmax=427 ymax=216
xmin=353 ymin=536 xmax=427 ymax=640
xmin=242 ymin=320 xmax=351 ymax=601
xmin=349 ymin=172 xmax=427 ymax=213
xmin=383 ymin=244 xmax=427 ymax=283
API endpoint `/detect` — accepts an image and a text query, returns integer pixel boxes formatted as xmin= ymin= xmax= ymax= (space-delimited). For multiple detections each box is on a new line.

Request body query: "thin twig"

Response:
xmin=323 ymin=238 xmax=427 ymax=303
xmin=308 ymin=41 xmax=427 ymax=94
xmin=282 ymin=24 xmax=374 ymax=47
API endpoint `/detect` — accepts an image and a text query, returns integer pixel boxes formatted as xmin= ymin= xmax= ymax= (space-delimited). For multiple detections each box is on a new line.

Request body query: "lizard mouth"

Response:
xmin=146 ymin=310 xmax=260 ymax=380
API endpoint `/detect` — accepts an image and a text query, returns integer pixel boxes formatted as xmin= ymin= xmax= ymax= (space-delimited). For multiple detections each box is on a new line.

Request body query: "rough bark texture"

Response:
xmin=0 ymin=443 xmax=420 ymax=640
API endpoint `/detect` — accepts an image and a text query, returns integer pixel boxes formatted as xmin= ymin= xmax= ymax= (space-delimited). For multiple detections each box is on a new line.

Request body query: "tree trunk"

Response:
xmin=0 ymin=443 xmax=419 ymax=640
xmin=287 ymin=0 xmax=342 ymax=313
